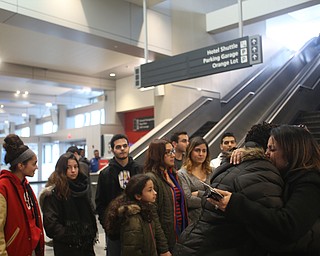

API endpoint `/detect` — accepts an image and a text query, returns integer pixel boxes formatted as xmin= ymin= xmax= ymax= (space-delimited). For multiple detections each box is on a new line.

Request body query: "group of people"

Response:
xmin=0 ymin=122 xmax=320 ymax=256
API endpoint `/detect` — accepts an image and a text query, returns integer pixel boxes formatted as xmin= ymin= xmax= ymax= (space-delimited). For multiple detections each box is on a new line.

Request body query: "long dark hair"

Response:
xmin=271 ymin=125 xmax=320 ymax=172
xmin=46 ymin=152 xmax=79 ymax=199
xmin=104 ymin=174 xmax=153 ymax=236
xmin=144 ymin=139 xmax=171 ymax=174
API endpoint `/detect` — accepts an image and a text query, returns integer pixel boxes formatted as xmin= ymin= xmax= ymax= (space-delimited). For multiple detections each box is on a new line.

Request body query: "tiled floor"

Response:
xmin=31 ymin=184 xmax=106 ymax=256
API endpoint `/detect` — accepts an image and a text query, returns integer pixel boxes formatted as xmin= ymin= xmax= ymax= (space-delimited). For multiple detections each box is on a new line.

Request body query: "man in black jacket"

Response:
xmin=95 ymin=134 xmax=143 ymax=256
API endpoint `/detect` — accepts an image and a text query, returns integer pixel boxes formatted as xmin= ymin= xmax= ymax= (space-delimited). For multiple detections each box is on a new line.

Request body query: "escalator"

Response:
xmin=130 ymin=96 xmax=221 ymax=165
xmin=131 ymin=36 xmax=320 ymax=164
xmin=205 ymin=36 xmax=320 ymax=154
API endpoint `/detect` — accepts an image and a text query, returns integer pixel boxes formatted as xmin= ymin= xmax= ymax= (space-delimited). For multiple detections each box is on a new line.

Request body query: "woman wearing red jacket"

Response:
xmin=0 ymin=134 xmax=44 ymax=256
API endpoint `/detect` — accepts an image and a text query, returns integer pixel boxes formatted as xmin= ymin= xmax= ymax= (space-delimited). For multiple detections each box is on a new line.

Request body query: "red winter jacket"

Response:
xmin=0 ymin=170 xmax=44 ymax=256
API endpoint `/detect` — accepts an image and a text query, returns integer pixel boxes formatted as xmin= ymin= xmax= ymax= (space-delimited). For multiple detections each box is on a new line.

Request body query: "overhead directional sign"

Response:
xmin=135 ymin=35 xmax=262 ymax=88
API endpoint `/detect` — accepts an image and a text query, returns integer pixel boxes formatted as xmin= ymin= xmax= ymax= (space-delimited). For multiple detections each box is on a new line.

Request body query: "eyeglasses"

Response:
xmin=165 ymin=148 xmax=176 ymax=156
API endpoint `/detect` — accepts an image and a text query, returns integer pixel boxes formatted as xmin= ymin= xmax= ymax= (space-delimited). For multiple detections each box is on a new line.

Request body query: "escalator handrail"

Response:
xmin=206 ymin=37 xmax=320 ymax=149
xmin=205 ymin=92 xmax=255 ymax=147
xmin=236 ymin=50 xmax=320 ymax=147
xmin=221 ymin=38 xmax=317 ymax=107
xmin=265 ymin=54 xmax=320 ymax=123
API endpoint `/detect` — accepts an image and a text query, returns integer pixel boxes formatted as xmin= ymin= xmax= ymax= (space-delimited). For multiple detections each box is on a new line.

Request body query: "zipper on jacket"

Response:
xmin=6 ymin=227 xmax=20 ymax=248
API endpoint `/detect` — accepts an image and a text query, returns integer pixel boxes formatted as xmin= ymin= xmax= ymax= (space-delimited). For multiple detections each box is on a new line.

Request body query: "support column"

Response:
xmin=29 ymin=115 xmax=36 ymax=136
xmin=58 ymin=105 xmax=67 ymax=130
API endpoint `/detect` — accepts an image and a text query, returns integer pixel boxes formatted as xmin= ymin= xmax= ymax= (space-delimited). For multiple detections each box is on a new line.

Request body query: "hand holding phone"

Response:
xmin=199 ymin=180 xmax=224 ymax=201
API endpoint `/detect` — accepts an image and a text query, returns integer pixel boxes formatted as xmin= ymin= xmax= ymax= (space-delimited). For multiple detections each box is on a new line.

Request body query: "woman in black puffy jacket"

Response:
xmin=174 ymin=123 xmax=284 ymax=256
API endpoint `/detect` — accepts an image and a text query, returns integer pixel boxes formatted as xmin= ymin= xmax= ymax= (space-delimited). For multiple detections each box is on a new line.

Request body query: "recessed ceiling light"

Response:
xmin=109 ymin=73 xmax=116 ymax=77
xmin=22 ymin=91 xmax=29 ymax=97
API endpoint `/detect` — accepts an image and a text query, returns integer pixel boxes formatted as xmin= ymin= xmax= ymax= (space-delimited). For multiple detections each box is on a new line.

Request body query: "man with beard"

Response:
xmin=95 ymin=134 xmax=143 ymax=256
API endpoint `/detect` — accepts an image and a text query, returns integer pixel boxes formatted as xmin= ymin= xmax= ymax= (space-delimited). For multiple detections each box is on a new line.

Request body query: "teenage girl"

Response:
xmin=0 ymin=134 xmax=44 ymax=256
xmin=104 ymin=174 xmax=171 ymax=256
xmin=40 ymin=152 xmax=97 ymax=256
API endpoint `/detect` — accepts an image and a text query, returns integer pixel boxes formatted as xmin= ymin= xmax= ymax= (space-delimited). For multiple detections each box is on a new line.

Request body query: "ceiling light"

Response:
xmin=109 ymin=73 xmax=116 ymax=77
xmin=22 ymin=113 xmax=27 ymax=117
xmin=45 ymin=102 xmax=53 ymax=107
xmin=0 ymin=104 xmax=3 ymax=108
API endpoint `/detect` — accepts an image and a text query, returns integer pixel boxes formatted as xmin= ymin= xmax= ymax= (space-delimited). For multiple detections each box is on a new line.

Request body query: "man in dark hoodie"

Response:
xmin=95 ymin=134 xmax=143 ymax=256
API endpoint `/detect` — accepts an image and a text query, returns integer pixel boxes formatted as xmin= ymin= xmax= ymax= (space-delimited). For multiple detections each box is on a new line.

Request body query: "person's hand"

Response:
xmin=160 ymin=251 xmax=172 ymax=256
xmin=207 ymin=188 xmax=232 ymax=212
xmin=229 ymin=148 xmax=245 ymax=164
xmin=191 ymin=191 xmax=199 ymax=196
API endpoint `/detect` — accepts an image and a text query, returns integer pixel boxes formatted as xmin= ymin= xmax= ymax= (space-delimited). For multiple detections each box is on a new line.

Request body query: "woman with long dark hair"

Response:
xmin=40 ymin=152 xmax=97 ymax=256
xmin=144 ymin=139 xmax=188 ymax=253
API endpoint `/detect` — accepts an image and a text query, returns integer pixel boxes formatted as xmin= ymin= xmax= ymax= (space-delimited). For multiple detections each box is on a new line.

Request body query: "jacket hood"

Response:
xmin=38 ymin=185 xmax=55 ymax=210
xmin=241 ymin=146 xmax=269 ymax=162
xmin=212 ymin=146 xmax=271 ymax=183
xmin=118 ymin=203 xmax=141 ymax=217
xmin=223 ymin=145 xmax=269 ymax=162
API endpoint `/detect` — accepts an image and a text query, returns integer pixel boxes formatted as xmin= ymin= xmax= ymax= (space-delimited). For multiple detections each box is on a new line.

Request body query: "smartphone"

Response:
xmin=199 ymin=180 xmax=224 ymax=201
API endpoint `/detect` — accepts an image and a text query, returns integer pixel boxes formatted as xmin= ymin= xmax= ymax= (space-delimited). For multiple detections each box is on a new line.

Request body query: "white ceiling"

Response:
xmin=0 ymin=9 xmax=146 ymax=127
xmin=0 ymin=0 xmax=319 ymax=130
xmin=0 ymin=0 xmax=242 ymax=130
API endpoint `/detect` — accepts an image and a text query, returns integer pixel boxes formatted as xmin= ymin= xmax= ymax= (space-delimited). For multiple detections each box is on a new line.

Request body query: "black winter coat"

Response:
xmin=95 ymin=157 xmax=143 ymax=226
xmin=174 ymin=147 xmax=284 ymax=256
xmin=40 ymin=173 xmax=97 ymax=256
xmin=226 ymin=168 xmax=320 ymax=255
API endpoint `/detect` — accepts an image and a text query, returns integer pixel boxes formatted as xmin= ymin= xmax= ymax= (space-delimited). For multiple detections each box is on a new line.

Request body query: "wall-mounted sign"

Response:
xmin=135 ymin=35 xmax=262 ymax=88
xmin=133 ymin=116 xmax=154 ymax=131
